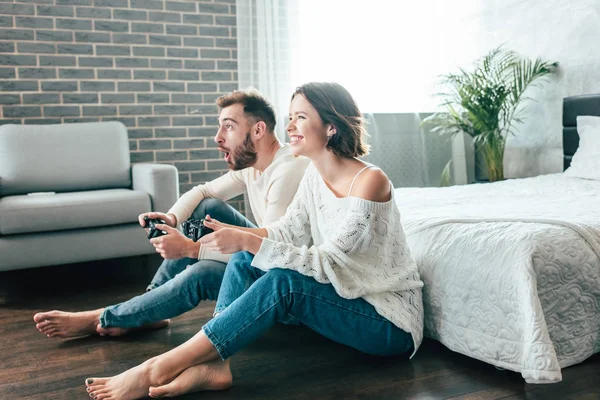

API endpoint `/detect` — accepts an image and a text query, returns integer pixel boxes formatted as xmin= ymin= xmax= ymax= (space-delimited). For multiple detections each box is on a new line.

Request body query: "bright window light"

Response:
xmin=289 ymin=0 xmax=482 ymax=113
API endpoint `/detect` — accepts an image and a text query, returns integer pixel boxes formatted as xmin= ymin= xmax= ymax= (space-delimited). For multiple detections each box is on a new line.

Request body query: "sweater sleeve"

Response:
xmin=252 ymin=203 xmax=414 ymax=299
xmin=261 ymin=157 xmax=310 ymax=227
xmin=167 ymin=169 xmax=247 ymax=226
xmin=261 ymin=168 xmax=312 ymax=247
xmin=197 ymin=162 xmax=308 ymax=264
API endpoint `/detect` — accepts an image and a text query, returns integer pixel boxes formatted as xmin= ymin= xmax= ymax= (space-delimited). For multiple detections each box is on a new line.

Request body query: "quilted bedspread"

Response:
xmin=394 ymin=174 xmax=600 ymax=383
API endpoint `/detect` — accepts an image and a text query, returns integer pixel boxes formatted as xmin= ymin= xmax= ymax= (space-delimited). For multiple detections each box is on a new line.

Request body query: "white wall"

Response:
xmin=466 ymin=0 xmax=600 ymax=177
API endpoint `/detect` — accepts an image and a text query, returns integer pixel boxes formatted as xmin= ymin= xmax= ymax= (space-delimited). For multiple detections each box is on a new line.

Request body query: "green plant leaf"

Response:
xmin=425 ymin=45 xmax=557 ymax=182
xmin=440 ymin=160 xmax=453 ymax=187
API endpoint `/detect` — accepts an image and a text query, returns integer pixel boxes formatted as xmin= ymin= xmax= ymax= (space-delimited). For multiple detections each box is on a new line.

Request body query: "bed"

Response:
xmin=394 ymin=94 xmax=600 ymax=383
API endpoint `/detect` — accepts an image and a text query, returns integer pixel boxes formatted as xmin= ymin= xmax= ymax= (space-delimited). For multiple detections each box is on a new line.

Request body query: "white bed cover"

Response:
xmin=394 ymin=173 xmax=600 ymax=383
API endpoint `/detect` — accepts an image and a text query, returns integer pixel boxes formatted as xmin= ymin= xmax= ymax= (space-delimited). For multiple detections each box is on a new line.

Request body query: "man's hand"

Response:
xmin=199 ymin=228 xmax=252 ymax=254
xmin=139 ymin=212 xmax=177 ymax=228
xmin=138 ymin=212 xmax=177 ymax=228
xmin=150 ymin=224 xmax=198 ymax=259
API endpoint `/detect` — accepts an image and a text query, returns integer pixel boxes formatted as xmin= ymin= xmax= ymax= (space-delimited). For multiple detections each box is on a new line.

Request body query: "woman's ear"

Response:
xmin=326 ymin=124 xmax=336 ymax=138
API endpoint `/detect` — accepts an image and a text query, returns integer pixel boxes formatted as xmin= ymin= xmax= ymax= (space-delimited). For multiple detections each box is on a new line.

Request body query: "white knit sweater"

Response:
xmin=168 ymin=145 xmax=310 ymax=262
xmin=251 ymin=163 xmax=424 ymax=354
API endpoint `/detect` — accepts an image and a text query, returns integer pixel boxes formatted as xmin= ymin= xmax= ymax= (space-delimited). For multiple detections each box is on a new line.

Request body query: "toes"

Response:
xmin=90 ymin=388 xmax=110 ymax=399
xmin=85 ymin=377 xmax=109 ymax=387
xmin=38 ymin=325 xmax=53 ymax=334
xmin=96 ymin=324 xmax=109 ymax=336
xmin=36 ymin=320 xmax=53 ymax=330
xmin=148 ymin=381 xmax=178 ymax=398
xmin=33 ymin=312 xmax=52 ymax=322
xmin=87 ymin=384 xmax=104 ymax=393
xmin=148 ymin=386 xmax=163 ymax=398
xmin=98 ymin=326 xmax=129 ymax=337
xmin=148 ymin=385 xmax=162 ymax=398
xmin=38 ymin=323 xmax=56 ymax=334
xmin=45 ymin=329 xmax=58 ymax=337
xmin=35 ymin=310 xmax=60 ymax=321
xmin=39 ymin=325 xmax=53 ymax=334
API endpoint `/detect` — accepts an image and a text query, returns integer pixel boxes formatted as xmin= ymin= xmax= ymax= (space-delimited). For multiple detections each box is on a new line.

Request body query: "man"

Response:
xmin=33 ymin=89 xmax=310 ymax=338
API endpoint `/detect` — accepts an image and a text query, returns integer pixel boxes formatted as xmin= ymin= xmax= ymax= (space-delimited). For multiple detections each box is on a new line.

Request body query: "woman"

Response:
xmin=84 ymin=82 xmax=423 ymax=399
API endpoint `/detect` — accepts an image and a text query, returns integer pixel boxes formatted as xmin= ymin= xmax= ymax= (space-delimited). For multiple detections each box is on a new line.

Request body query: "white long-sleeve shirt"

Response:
xmin=168 ymin=144 xmax=310 ymax=261
xmin=251 ymin=163 xmax=424 ymax=355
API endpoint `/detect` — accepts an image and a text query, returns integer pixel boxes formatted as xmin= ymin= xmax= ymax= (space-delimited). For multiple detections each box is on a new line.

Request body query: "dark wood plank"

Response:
xmin=1 ymin=257 xmax=599 ymax=399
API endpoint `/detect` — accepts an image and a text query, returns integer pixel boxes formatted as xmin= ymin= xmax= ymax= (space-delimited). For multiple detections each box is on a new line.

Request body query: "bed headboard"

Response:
xmin=563 ymin=94 xmax=600 ymax=170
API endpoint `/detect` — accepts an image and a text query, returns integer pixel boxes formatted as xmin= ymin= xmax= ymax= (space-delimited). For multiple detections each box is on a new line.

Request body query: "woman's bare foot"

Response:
xmin=86 ymin=357 xmax=183 ymax=400
xmin=96 ymin=320 xmax=170 ymax=337
xmin=86 ymin=363 xmax=154 ymax=400
xmin=148 ymin=359 xmax=232 ymax=398
xmin=33 ymin=309 xmax=102 ymax=338
xmin=85 ymin=330 xmax=222 ymax=399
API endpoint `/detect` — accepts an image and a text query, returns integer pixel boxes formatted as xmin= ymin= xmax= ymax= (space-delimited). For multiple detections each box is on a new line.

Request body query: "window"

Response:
xmin=289 ymin=0 xmax=482 ymax=112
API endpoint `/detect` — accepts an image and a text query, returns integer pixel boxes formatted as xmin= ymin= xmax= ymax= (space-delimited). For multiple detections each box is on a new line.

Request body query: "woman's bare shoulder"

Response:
xmin=352 ymin=167 xmax=391 ymax=202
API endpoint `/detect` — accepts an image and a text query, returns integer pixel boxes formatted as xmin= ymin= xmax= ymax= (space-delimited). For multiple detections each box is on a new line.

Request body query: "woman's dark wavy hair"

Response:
xmin=292 ymin=82 xmax=369 ymax=158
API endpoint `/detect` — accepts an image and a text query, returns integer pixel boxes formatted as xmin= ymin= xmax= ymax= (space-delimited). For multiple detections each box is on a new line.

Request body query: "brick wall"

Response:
xmin=0 ymin=0 xmax=244 ymax=212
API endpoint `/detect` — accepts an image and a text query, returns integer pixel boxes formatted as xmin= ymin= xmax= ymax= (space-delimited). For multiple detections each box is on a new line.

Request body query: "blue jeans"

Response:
xmin=100 ymin=198 xmax=256 ymax=328
xmin=202 ymin=251 xmax=414 ymax=359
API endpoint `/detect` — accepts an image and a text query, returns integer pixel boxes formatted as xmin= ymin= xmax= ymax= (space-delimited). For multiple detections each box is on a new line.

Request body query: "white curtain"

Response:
xmin=236 ymin=0 xmax=478 ymax=186
xmin=236 ymin=0 xmax=299 ymax=139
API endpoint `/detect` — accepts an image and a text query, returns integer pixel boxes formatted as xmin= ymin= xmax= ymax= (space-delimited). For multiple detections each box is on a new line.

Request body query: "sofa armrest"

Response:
xmin=132 ymin=163 xmax=179 ymax=213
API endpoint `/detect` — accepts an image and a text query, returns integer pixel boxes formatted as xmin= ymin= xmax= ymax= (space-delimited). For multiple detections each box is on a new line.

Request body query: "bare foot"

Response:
xmin=86 ymin=357 xmax=179 ymax=400
xmin=148 ymin=359 xmax=232 ymax=398
xmin=86 ymin=330 xmax=222 ymax=399
xmin=96 ymin=320 xmax=170 ymax=337
xmin=86 ymin=363 xmax=153 ymax=400
xmin=33 ymin=309 xmax=102 ymax=338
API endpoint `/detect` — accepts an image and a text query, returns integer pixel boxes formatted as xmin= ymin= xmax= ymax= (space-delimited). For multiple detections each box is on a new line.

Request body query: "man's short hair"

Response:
xmin=216 ymin=89 xmax=277 ymax=134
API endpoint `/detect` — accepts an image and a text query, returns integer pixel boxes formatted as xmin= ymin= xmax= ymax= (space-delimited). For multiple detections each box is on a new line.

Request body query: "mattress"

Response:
xmin=394 ymin=174 xmax=600 ymax=383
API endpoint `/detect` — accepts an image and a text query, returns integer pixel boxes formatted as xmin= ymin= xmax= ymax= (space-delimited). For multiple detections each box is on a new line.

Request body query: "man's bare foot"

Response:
xmin=33 ymin=309 xmax=102 ymax=338
xmin=86 ymin=357 xmax=181 ymax=400
xmin=96 ymin=320 xmax=170 ymax=337
xmin=148 ymin=359 xmax=232 ymax=398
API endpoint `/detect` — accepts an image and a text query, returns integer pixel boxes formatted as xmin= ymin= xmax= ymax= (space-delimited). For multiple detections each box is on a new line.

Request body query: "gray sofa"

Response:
xmin=0 ymin=121 xmax=179 ymax=271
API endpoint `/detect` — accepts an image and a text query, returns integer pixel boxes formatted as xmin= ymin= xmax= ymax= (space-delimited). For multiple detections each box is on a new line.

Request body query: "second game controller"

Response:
xmin=181 ymin=219 xmax=214 ymax=242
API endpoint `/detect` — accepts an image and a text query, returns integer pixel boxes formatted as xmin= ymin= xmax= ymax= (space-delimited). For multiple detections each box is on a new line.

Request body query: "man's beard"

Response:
xmin=228 ymin=132 xmax=257 ymax=170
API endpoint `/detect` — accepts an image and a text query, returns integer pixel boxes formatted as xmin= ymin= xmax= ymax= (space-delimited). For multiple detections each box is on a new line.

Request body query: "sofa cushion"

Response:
xmin=0 ymin=121 xmax=131 ymax=196
xmin=0 ymin=189 xmax=151 ymax=235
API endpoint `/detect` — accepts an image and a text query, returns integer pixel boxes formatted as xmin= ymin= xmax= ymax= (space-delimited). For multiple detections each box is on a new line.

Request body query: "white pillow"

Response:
xmin=564 ymin=115 xmax=600 ymax=180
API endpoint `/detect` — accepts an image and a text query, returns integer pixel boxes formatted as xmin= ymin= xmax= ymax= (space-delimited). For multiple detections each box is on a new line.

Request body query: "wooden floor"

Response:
xmin=1 ymin=256 xmax=600 ymax=400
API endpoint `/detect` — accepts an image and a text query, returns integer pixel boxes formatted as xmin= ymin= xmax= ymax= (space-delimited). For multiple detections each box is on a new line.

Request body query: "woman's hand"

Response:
xmin=200 ymin=215 xmax=264 ymax=254
xmin=202 ymin=214 xmax=229 ymax=231
xmin=199 ymin=227 xmax=250 ymax=254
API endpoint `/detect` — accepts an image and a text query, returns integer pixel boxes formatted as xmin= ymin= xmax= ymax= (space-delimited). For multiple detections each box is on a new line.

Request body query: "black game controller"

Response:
xmin=181 ymin=219 xmax=214 ymax=242
xmin=144 ymin=216 xmax=167 ymax=239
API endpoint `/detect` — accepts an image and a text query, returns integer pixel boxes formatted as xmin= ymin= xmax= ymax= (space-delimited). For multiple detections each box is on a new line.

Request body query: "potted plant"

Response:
xmin=423 ymin=46 xmax=558 ymax=182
